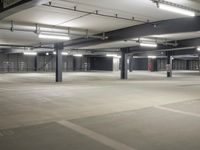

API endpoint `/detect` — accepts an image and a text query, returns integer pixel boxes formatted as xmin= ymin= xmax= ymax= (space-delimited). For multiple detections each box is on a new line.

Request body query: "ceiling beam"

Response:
xmin=64 ymin=16 xmax=200 ymax=48
xmin=172 ymin=49 xmax=197 ymax=56
xmin=128 ymin=37 xmax=200 ymax=54
xmin=0 ymin=0 xmax=49 ymax=20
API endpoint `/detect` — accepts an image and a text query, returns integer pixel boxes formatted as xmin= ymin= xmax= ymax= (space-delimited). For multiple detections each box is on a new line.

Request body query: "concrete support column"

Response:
xmin=198 ymin=54 xmax=200 ymax=74
xmin=17 ymin=53 xmax=19 ymax=72
xmin=166 ymin=51 xmax=172 ymax=78
xmin=186 ymin=60 xmax=190 ymax=70
xmin=73 ymin=57 xmax=76 ymax=71
xmin=120 ymin=48 xmax=129 ymax=79
xmin=34 ymin=56 xmax=37 ymax=72
xmin=55 ymin=43 xmax=63 ymax=82
xmin=129 ymin=57 xmax=133 ymax=72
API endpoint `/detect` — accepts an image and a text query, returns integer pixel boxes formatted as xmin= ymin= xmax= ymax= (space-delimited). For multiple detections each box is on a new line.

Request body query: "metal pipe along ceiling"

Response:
xmin=151 ymin=0 xmax=200 ymax=14
xmin=0 ymin=21 xmax=106 ymax=40
xmin=43 ymin=2 xmax=149 ymax=24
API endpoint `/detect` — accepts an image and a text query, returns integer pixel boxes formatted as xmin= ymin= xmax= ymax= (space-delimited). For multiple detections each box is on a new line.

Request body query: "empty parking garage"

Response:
xmin=1 ymin=0 xmax=200 ymax=150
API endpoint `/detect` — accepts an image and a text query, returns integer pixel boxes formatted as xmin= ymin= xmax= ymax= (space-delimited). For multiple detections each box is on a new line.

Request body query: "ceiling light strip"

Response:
xmin=62 ymin=52 xmax=69 ymax=55
xmin=148 ymin=56 xmax=157 ymax=59
xmin=158 ymin=3 xmax=195 ymax=17
xmin=73 ymin=54 xmax=83 ymax=57
xmin=159 ymin=0 xmax=200 ymax=14
xmin=152 ymin=0 xmax=199 ymax=16
xmin=23 ymin=52 xmax=37 ymax=56
xmin=106 ymin=54 xmax=121 ymax=58
xmin=140 ymin=42 xmax=158 ymax=48
xmin=38 ymin=33 xmax=70 ymax=40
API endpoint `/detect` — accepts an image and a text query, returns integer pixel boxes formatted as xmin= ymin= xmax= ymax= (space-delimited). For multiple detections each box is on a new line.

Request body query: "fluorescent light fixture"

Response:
xmin=38 ymin=33 xmax=70 ymax=40
xmin=62 ymin=52 xmax=69 ymax=56
xmin=106 ymin=54 xmax=118 ymax=57
xmin=148 ymin=56 xmax=157 ymax=59
xmin=158 ymin=3 xmax=195 ymax=17
xmin=23 ymin=51 xmax=37 ymax=56
xmin=197 ymin=47 xmax=200 ymax=51
xmin=73 ymin=54 xmax=83 ymax=57
xmin=53 ymin=51 xmax=69 ymax=55
xmin=140 ymin=42 xmax=157 ymax=48
xmin=106 ymin=54 xmax=121 ymax=58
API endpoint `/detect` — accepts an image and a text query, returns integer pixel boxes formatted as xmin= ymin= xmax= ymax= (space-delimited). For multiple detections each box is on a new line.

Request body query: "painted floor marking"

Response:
xmin=58 ymin=120 xmax=137 ymax=150
xmin=2 ymin=130 xmax=14 ymax=136
xmin=155 ymin=105 xmax=200 ymax=118
xmin=0 ymin=132 xmax=3 ymax=137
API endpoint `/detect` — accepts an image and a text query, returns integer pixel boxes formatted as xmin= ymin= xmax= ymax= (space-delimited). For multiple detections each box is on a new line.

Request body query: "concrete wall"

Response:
xmin=187 ymin=60 xmax=199 ymax=70
xmin=0 ymin=53 xmax=88 ymax=73
xmin=172 ymin=59 xmax=187 ymax=70
xmin=113 ymin=57 xmax=120 ymax=71
xmin=130 ymin=58 xmax=199 ymax=71
xmin=157 ymin=59 xmax=167 ymax=71
xmin=89 ymin=56 xmax=113 ymax=71
xmin=1 ymin=53 xmax=199 ymax=73
xmin=0 ymin=53 xmax=117 ymax=73
xmin=131 ymin=58 xmax=148 ymax=70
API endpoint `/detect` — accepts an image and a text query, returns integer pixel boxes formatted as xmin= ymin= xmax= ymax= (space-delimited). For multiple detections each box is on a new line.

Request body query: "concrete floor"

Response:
xmin=0 ymin=71 xmax=200 ymax=150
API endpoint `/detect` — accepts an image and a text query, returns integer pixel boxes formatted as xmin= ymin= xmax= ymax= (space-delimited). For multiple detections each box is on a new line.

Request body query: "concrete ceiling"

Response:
xmin=147 ymin=31 xmax=200 ymax=40
xmin=0 ymin=0 xmax=200 ymax=48
xmin=4 ymin=0 xmax=200 ymax=32
xmin=81 ymin=31 xmax=200 ymax=49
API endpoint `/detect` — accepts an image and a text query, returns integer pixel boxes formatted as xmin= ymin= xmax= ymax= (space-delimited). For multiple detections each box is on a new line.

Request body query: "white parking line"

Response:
xmin=0 ymin=88 xmax=14 ymax=91
xmin=2 ymin=130 xmax=14 ymax=136
xmin=155 ymin=105 xmax=200 ymax=118
xmin=0 ymin=132 xmax=3 ymax=137
xmin=58 ymin=120 xmax=137 ymax=150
